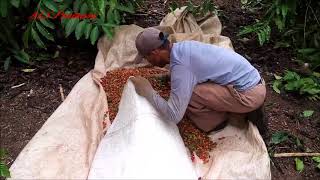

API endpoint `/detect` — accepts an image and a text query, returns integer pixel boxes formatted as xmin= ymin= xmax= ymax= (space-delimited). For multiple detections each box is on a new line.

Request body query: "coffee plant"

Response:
xmin=238 ymin=0 xmax=320 ymax=71
xmin=0 ymin=0 xmax=140 ymax=70
xmin=273 ymin=70 xmax=320 ymax=100
xmin=169 ymin=0 xmax=219 ymax=18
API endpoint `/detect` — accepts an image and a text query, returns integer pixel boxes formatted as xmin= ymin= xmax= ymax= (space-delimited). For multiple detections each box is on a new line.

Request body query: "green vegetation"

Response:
xmin=0 ymin=0 xmax=140 ymax=70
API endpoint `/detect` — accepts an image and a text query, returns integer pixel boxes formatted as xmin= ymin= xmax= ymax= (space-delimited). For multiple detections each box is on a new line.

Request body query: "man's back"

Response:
xmin=171 ymin=41 xmax=261 ymax=91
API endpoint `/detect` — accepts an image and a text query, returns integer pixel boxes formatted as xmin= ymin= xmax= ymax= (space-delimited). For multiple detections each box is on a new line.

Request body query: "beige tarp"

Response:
xmin=9 ymin=7 xmax=271 ymax=179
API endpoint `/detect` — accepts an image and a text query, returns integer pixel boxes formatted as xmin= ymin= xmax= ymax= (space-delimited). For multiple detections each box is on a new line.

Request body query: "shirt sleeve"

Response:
xmin=151 ymin=65 xmax=197 ymax=124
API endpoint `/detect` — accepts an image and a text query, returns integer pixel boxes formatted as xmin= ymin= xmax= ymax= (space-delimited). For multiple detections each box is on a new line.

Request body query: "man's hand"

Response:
xmin=130 ymin=76 xmax=155 ymax=101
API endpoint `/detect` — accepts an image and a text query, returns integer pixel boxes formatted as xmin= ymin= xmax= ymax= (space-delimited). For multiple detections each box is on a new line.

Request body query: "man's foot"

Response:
xmin=247 ymin=105 xmax=269 ymax=138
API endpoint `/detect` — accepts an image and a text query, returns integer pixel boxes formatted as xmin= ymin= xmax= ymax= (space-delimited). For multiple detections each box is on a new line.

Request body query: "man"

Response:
xmin=132 ymin=27 xmax=267 ymax=134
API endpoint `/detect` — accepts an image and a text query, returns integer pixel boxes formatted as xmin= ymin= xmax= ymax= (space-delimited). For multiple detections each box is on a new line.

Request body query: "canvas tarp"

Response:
xmin=9 ymin=7 xmax=271 ymax=179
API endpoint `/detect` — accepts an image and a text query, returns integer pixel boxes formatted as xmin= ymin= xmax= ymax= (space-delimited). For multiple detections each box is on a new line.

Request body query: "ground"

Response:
xmin=0 ymin=0 xmax=319 ymax=179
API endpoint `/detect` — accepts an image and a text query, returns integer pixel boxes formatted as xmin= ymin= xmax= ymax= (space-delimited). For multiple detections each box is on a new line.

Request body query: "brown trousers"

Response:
xmin=185 ymin=80 xmax=266 ymax=132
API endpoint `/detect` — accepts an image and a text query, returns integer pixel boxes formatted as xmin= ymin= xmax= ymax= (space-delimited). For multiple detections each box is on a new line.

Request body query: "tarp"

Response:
xmin=9 ymin=7 xmax=271 ymax=179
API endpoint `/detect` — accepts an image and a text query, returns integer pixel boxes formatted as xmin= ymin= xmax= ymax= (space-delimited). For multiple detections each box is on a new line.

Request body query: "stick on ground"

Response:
xmin=273 ymin=153 xmax=320 ymax=157
xmin=59 ymin=84 xmax=65 ymax=101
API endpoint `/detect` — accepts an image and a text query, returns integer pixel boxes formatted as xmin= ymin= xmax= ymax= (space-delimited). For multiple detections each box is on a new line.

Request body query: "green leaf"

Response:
xmin=53 ymin=50 xmax=59 ymax=58
xmin=283 ymin=71 xmax=300 ymax=81
xmin=103 ymin=23 xmax=117 ymax=28
xmin=40 ymin=19 xmax=55 ymax=29
xmin=22 ymin=26 xmax=31 ymax=48
xmin=116 ymin=1 xmax=134 ymax=13
xmin=10 ymin=0 xmax=20 ymax=8
xmin=90 ymin=26 xmax=99 ymax=45
xmin=0 ymin=0 xmax=8 ymax=17
xmin=298 ymin=48 xmax=317 ymax=55
xmin=12 ymin=49 xmax=31 ymax=64
xmin=73 ymin=0 xmax=82 ymax=12
xmin=312 ymin=156 xmax=320 ymax=163
xmin=31 ymin=27 xmax=46 ymax=49
xmin=97 ymin=0 xmax=106 ymax=20
xmin=238 ymin=26 xmax=254 ymax=36
xmin=0 ymin=149 xmax=7 ymax=158
xmin=65 ymin=18 xmax=80 ymax=37
xmin=295 ymin=138 xmax=303 ymax=148
xmin=87 ymin=0 xmax=96 ymax=13
xmin=36 ymin=22 xmax=54 ymax=41
xmin=295 ymin=158 xmax=304 ymax=173
xmin=102 ymin=26 xmax=114 ymax=39
xmin=107 ymin=8 xmax=115 ymax=24
xmin=302 ymin=88 xmax=320 ymax=95
xmin=61 ymin=17 xmax=69 ymax=27
xmin=273 ymin=80 xmax=281 ymax=94
xmin=257 ymin=31 xmax=264 ymax=46
xmin=4 ymin=57 xmax=11 ymax=71
xmin=75 ymin=20 xmax=86 ymax=40
xmin=80 ymin=3 xmax=88 ymax=14
xmin=19 ymin=50 xmax=30 ymax=61
xmin=285 ymin=82 xmax=298 ymax=91
xmin=43 ymin=0 xmax=59 ymax=12
xmin=0 ymin=162 xmax=11 ymax=178
xmin=114 ymin=9 xmax=120 ymax=24
xmin=271 ymin=132 xmax=288 ymax=144
xmin=274 ymin=16 xmax=284 ymax=31
xmin=84 ymin=23 xmax=92 ymax=39
xmin=281 ymin=4 xmax=288 ymax=19
xmin=302 ymin=110 xmax=314 ymax=117
xmin=169 ymin=1 xmax=178 ymax=12
xmin=274 ymin=74 xmax=282 ymax=80
xmin=313 ymin=72 xmax=320 ymax=78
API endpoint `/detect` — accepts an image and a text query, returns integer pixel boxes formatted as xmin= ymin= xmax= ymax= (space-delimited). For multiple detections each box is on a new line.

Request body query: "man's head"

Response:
xmin=135 ymin=27 xmax=171 ymax=67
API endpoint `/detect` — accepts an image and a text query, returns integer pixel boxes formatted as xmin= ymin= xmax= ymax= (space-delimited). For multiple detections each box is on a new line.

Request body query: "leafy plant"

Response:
xmin=301 ymin=110 xmax=314 ymax=117
xmin=0 ymin=149 xmax=10 ymax=178
xmin=312 ymin=156 xmax=320 ymax=170
xmin=298 ymin=48 xmax=320 ymax=71
xmin=1 ymin=0 xmax=139 ymax=70
xmin=270 ymin=131 xmax=289 ymax=145
xmin=295 ymin=157 xmax=304 ymax=172
xmin=238 ymin=22 xmax=271 ymax=45
xmin=238 ymin=0 xmax=298 ymax=44
xmin=268 ymin=131 xmax=305 ymax=157
xmin=240 ymin=0 xmax=264 ymax=12
xmin=273 ymin=71 xmax=320 ymax=100
xmin=238 ymin=0 xmax=320 ymax=70
xmin=169 ymin=0 xmax=218 ymax=17
xmin=23 ymin=0 xmax=135 ymax=47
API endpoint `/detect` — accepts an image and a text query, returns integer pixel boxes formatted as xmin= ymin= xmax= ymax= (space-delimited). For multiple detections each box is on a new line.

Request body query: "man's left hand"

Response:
xmin=130 ymin=76 xmax=155 ymax=101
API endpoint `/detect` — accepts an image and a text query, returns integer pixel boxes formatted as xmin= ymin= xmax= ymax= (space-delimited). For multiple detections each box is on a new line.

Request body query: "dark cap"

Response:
xmin=135 ymin=27 xmax=168 ymax=56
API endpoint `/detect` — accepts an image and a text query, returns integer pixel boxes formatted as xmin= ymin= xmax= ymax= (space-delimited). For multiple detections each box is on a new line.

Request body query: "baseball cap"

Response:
xmin=135 ymin=27 xmax=169 ymax=57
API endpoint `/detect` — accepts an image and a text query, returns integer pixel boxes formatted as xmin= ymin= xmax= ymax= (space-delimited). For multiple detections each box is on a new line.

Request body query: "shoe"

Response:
xmin=247 ymin=104 xmax=269 ymax=138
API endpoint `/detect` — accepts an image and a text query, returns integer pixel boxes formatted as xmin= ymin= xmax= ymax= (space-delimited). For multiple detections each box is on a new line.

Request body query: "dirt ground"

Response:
xmin=1 ymin=0 xmax=319 ymax=179
xmin=0 ymin=46 xmax=96 ymax=166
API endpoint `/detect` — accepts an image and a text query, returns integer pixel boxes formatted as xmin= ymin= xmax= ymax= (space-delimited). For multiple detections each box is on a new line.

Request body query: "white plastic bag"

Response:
xmin=88 ymin=79 xmax=198 ymax=179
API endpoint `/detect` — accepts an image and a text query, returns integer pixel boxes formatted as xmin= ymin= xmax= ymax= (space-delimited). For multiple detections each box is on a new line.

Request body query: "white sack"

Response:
xmin=88 ymin=79 xmax=197 ymax=179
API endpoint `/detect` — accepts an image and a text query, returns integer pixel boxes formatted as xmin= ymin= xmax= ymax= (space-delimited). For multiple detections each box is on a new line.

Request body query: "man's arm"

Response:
xmin=151 ymin=65 xmax=197 ymax=124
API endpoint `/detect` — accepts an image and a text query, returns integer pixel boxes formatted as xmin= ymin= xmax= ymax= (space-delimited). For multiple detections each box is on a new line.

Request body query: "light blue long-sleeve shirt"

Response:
xmin=152 ymin=40 xmax=261 ymax=124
